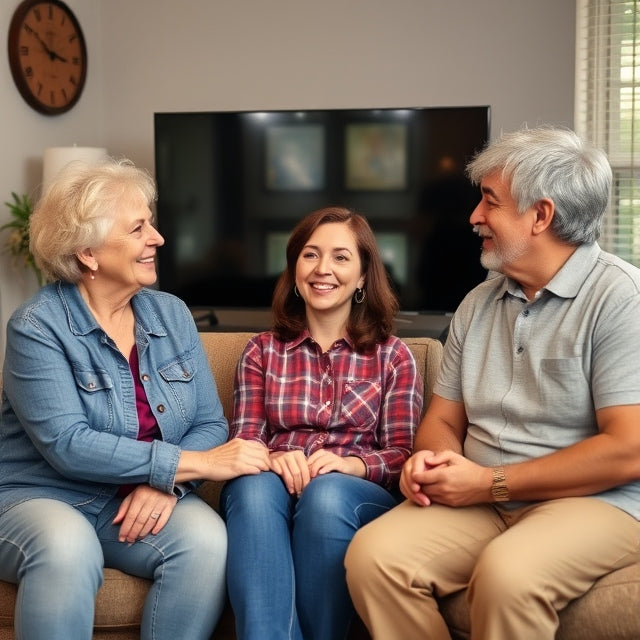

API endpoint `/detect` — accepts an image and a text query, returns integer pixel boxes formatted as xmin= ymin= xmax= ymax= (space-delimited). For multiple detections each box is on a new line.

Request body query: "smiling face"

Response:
xmin=294 ymin=221 xmax=365 ymax=321
xmin=89 ymin=188 xmax=164 ymax=295
xmin=469 ymin=170 xmax=533 ymax=275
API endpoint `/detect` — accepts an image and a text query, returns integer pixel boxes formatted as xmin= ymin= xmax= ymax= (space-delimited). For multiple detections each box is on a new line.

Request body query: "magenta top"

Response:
xmin=118 ymin=345 xmax=161 ymax=497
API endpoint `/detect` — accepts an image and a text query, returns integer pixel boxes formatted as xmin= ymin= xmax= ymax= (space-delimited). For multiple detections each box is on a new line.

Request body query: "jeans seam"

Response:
xmin=135 ymin=538 xmax=165 ymax=640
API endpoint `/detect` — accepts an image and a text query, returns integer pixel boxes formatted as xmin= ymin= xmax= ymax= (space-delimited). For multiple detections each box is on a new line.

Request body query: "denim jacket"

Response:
xmin=0 ymin=282 xmax=228 ymax=517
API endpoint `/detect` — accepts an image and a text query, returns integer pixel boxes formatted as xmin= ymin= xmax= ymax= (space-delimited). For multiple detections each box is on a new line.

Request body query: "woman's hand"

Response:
xmin=112 ymin=485 xmax=178 ymax=543
xmin=307 ymin=450 xmax=366 ymax=479
xmin=203 ymin=439 xmax=271 ymax=480
xmin=270 ymin=450 xmax=311 ymax=496
xmin=176 ymin=439 xmax=271 ymax=484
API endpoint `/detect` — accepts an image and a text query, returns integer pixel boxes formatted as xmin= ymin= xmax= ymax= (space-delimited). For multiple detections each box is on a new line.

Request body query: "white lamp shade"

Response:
xmin=42 ymin=146 xmax=108 ymax=193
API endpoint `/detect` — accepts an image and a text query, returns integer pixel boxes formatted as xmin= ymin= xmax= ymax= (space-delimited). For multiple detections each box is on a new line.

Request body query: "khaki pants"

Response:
xmin=345 ymin=497 xmax=640 ymax=640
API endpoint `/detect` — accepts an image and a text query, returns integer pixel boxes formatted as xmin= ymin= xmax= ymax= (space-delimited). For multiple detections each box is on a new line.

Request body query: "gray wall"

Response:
xmin=0 ymin=0 xmax=576 ymax=360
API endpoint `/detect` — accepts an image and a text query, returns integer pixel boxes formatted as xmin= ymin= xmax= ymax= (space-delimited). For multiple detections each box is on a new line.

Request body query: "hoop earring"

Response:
xmin=294 ymin=285 xmax=300 ymax=297
xmin=354 ymin=288 xmax=366 ymax=304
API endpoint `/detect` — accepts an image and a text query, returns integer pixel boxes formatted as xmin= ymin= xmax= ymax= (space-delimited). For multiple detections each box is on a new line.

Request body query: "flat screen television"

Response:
xmin=154 ymin=106 xmax=490 ymax=313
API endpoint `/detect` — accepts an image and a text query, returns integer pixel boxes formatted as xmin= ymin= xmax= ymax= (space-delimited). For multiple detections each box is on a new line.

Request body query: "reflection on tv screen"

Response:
xmin=154 ymin=106 xmax=490 ymax=313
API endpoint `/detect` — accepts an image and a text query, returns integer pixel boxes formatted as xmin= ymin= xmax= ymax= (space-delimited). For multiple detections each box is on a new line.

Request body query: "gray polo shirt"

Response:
xmin=434 ymin=243 xmax=640 ymax=518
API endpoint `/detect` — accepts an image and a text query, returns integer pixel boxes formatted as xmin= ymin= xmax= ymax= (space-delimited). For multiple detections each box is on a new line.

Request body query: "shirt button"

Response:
xmin=141 ymin=374 xmax=150 ymax=381
xmin=157 ymin=404 xmax=166 ymax=413
xmin=325 ymin=400 xmax=331 ymax=406
xmin=516 ymin=346 xmax=524 ymax=354
xmin=523 ymin=309 xmax=530 ymax=317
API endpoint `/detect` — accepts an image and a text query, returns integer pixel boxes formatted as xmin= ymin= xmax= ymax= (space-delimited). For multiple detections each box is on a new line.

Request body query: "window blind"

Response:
xmin=575 ymin=0 xmax=640 ymax=266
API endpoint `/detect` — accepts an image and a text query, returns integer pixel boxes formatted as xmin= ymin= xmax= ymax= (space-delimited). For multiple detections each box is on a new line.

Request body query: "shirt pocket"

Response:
xmin=74 ymin=368 xmax=115 ymax=432
xmin=339 ymin=381 xmax=381 ymax=431
xmin=539 ymin=357 xmax=590 ymax=422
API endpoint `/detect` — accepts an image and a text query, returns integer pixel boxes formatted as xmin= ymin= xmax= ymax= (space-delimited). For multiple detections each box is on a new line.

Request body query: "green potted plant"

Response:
xmin=1 ymin=192 xmax=44 ymax=286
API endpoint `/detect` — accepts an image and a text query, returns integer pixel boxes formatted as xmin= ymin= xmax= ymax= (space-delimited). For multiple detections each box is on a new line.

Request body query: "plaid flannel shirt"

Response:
xmin=230 ymin=330 xmax=423 ymax=489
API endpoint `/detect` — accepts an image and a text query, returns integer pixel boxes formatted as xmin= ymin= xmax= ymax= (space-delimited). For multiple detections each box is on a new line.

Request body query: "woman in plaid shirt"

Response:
xmin=220 ymin=207 xmax=424 ymax=640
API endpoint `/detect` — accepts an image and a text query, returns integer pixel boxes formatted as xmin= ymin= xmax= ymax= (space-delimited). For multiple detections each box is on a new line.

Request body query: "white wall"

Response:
xmin=0 ymin=0 xmax=576 ymax=361
xmin=0 ymin=0 xmax=106 ymax=360
xmin=99 ymin=0 xmax=577 ymax=171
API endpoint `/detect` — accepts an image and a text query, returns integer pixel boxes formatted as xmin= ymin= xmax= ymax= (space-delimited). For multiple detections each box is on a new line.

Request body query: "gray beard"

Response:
xmin=479 ymin=237 xmax=529 ymax=273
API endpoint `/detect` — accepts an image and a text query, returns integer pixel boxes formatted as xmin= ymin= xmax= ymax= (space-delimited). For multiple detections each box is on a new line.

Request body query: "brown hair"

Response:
xmin=271 ymin=206 xmax=398 ymax=352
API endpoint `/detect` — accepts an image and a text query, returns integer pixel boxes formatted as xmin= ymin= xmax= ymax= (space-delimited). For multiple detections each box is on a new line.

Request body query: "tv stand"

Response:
xmin=190 ymin=307 xmax=219 ymax=328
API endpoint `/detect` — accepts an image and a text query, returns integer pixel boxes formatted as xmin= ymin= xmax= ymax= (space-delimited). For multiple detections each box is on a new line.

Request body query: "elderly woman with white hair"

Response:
xmin=0 ymin=158 xmax=269 ymax=640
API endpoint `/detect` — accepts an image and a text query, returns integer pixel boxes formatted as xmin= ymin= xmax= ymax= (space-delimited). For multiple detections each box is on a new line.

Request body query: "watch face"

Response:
xmin=8 ymin=0 xmax=87 ymax=115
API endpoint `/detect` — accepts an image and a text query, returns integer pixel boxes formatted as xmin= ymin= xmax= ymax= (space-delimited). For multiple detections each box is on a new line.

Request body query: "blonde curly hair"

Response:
xmin=30 ymin=157 xmax=156 ymax=283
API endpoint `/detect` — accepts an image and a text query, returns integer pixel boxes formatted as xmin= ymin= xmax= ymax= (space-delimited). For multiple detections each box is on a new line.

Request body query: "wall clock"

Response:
xmin=8 ymin=0 xmax=87 ymax=115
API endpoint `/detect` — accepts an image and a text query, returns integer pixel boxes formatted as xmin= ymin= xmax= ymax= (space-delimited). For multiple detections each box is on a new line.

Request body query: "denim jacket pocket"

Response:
xmin=74 ymin=369 xmax=114 ymax=393
xmin=158 ymin=357 xmax=195 ymax=384
xmin=158 ymin=356 xmax=197 ymax=426
xmin=73 ymin=368 xmax=115 ymax=432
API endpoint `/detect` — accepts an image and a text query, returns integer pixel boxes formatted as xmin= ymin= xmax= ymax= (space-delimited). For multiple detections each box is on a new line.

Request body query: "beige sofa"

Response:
xmin=0 ymin=331 xmax=638 ymax=639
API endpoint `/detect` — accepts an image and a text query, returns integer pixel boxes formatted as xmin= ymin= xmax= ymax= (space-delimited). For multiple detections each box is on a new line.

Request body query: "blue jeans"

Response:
xmin=0 ymin=493 xmax=227 ymax=640
xmin=221 ymin=471 xmax=399 ymax=640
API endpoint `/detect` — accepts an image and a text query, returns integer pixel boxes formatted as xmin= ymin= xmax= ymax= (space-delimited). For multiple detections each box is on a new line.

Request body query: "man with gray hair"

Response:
xmin=344 ymin=126 xmax=640 ymax=639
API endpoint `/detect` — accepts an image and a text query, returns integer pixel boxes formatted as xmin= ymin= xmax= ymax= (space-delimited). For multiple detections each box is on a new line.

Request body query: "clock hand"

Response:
xmin=28 ymin=26 xmax=68 ymax=62
xmin=50 ymin=51 xmax=68 ymax=63
xmin=28 ymin=27 xmax=53 ymax=55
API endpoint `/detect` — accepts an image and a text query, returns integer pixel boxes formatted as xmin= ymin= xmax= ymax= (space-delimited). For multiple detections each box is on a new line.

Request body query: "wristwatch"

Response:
xmin=491 ymin=466 xmax=510 ymax=502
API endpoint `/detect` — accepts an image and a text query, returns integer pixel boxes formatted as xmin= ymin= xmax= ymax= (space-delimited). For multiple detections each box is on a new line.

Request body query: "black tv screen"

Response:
xmin=154 ymin=106 xmax=490 ymax=312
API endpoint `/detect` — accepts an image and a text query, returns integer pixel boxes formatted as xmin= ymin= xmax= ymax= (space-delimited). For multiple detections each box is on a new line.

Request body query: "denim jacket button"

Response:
xmin=157 ymin=404 xmax=166 ymax=413
xmin=141 ymin=374 xmax=150 ymax=382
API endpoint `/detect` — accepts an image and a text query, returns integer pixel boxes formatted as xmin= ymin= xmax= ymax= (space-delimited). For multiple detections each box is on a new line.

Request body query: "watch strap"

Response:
xmin=491 ymin=466 xmax=510 ymax=502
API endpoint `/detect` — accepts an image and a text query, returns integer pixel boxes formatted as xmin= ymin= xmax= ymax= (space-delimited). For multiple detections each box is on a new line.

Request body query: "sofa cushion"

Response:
xmin=437 ymin=561 xmax=640 ymax=640
xmin=557 ymin=562 xmax=640 ymax=640
xmin=199 ymin=331 xmax=256 ymax=421
xmin=0 ymin=568 xmax=148 ymax=631
xmin=94 ymin=569 xmax=149 ymax=629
